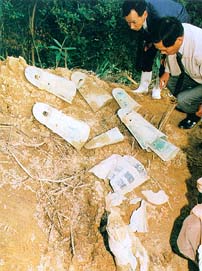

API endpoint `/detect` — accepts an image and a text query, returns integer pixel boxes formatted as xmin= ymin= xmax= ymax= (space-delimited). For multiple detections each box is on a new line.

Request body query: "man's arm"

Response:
xmin=160 ymin=72 xmax=170 ymax=89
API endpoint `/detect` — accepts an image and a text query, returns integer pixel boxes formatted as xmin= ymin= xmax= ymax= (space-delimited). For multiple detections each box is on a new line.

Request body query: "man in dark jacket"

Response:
xmin=122 ymin=0 xmax=189 ymax=98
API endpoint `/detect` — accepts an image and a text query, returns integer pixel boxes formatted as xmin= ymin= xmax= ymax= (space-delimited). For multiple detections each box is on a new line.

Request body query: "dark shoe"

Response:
xmin=178 ymin=114 xmax=201 ymax=129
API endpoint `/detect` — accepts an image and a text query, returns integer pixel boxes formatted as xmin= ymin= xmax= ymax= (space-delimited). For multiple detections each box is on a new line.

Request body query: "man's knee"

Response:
xmin=177 ymin=92 xmax=201 ymax=114
xmin=177 ymin=93 xmax=189 ymax=112
xmin=167 ymin=80 xmax=176 ymax=95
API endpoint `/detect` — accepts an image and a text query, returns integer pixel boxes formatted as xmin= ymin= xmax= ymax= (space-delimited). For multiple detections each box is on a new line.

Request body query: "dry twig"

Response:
xmin=7 ymin=146 xmax=84 ymax=183
xmin=125 ymin=74 xmax=138 ymax=86
xmin=158 ymin=103 xmax=176 ymax=131
xmin=70 ymin=224 xmax=75 ymax=256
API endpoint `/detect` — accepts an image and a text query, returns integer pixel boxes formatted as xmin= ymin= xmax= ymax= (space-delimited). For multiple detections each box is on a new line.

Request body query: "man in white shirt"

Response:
xmin=153 ymin=17 xmax=202 ymax=129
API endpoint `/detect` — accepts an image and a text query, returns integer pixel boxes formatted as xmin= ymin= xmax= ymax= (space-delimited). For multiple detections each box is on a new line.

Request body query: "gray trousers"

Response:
xmin=167 ymin=74 xmax=202 ymax=114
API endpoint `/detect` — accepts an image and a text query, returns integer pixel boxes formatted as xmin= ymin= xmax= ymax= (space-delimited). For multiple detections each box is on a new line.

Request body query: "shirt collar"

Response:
xmin=178 ymin=39 xmax=184 ymax=56
xmin=143 ymin=19 xmax=147 ymax=30
xmin=178 ymin=25 xmax=185 ymax=55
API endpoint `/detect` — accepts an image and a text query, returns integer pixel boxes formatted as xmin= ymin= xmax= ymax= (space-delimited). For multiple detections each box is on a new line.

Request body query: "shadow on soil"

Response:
xmin=170 ymin=123 xmax=202 ymax=271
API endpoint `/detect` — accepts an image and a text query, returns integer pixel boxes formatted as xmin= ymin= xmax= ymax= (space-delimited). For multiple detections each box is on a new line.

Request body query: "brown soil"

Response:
xmin=0 ymin=56 xmax=201 ymax=271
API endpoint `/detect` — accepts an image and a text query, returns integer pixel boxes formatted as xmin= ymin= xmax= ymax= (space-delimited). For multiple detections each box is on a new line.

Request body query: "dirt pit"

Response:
xmin=0 ymin=56 xmax=202 ymax=271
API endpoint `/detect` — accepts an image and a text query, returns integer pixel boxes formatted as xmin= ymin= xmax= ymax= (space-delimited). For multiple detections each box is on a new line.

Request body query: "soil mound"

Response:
xmin=0 ymin=56 xmax=201 ymax=270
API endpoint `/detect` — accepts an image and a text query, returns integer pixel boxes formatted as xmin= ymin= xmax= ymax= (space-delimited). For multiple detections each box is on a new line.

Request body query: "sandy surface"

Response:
xmin=0 ymin=56 xmax=201 ymax=271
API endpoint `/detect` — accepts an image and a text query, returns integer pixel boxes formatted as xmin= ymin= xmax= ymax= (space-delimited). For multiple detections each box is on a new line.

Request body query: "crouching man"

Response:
xmin=177 ymin=203 xmax=202 ymax=269
xmin=176 ymin=178 xmax=202 ymax=269
xmin=153 ymin=17 xmax=202 ymax=129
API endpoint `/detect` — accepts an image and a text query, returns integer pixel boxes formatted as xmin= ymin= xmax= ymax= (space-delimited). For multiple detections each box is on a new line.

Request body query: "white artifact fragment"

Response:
xmin=108 ymin=156 xmax=149 ymax=195
xmin=130 ymin=197 xmax=142 ymax=205
xmin=84 ymin=127 xmax=124 ymax=149
xmin=118 ymin=108 xmax=165 ymax=150
xmin=32 ymin=102 xmax=90 ymax=150
xmin=71 ymin=71 xmax=87 ymax=88
xmin=25 ymin=66 xmax=77 ymax=103
xmin=141 ymin=190 xmax=169 ymax=205
xmin=129 ymin=200 xmax=148 ymax=233
xmin=118 ymin=108 xmax=179 ymax=161
xmin=105 ymin=192 xmax=127 ymax=211
xmin=112 ymin=88 xmax=141 ymax=111
xmin=89 ymin=154 xmax=149 ymax=195
xmin=148 ymin=137 xmax=179 ymax=161
xmin=107 ymin=207 xmax=149 ymax=271
xmin=73 ymin=75 xmax=113 ymax=112
xmin=89 ymin=154 xmax=120 ymax=180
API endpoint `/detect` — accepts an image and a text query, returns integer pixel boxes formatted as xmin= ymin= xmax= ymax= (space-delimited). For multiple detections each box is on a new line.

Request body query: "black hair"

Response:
xmin=152 ymin=17 xmax=184 ymax=47
xmin=122 ymin=0 xmax=147 ymax=17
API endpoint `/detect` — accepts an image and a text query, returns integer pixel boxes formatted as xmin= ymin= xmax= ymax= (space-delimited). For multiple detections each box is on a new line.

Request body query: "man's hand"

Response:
xmin=144 ymin=42 xmax=153 ymax=52
xmin=159 ymin=72 xmax=170 ymax=89
xmin=196 ymin=104 xmax=202 ymax=118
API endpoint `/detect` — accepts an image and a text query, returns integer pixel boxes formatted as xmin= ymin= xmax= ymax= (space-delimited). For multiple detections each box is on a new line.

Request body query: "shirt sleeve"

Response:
xmin=165 ymin=58 xmax=170 ymax=73
xmin=195 ymin=57 xmax=202 ymax=77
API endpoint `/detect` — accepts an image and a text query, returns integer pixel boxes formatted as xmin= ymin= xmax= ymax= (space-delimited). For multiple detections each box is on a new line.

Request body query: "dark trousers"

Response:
xmin=167 ymin=74 xmax=202 ymax=114
xmin=141 ymin=43 xmax=157 ymax=72
xmin=137 ymin=42 xmax=165 ymax=76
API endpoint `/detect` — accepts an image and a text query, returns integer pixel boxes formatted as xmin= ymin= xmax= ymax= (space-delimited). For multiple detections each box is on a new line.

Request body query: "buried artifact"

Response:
xmin=25 ymin=66 xmax=77 ymax=103
xmin=32 ymin=102 xmax=90 ymax=150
